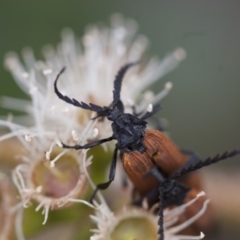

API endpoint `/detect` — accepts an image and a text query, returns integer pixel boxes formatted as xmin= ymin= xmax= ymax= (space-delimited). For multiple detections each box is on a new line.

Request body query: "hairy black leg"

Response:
xmin=148 ymin=167 xmax=166 ymax=183
xmin=54 ymin=67 xmax=108 ymax=115
xmin=113 ymin=62 xmax=139 ymax=107
xmin=61 ymin=136 xmax=114 ymax=150
xmin=140 ymin=104 xmax=162 ymax=120
xmin=172 ymin=148 xmax=240 ymax=179
xmin=89 ymin=146 xmax=118 ymax=203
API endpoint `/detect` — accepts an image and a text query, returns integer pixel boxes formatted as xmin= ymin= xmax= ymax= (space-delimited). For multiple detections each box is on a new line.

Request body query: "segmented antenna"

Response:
xmin=158 ymin=187 xmax=164 ymax=240
xmin=113 ymin=61 xmax=139 ymax=107
xmin=54 ymin=67 xmax=107 ymax=114
xmin=172 ymin=149 xmax=240 ymax=179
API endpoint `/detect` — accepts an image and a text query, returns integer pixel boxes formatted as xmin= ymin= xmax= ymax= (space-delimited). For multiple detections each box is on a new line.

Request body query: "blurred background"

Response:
xmin=0 ymin=1 xmax=240 ymax=240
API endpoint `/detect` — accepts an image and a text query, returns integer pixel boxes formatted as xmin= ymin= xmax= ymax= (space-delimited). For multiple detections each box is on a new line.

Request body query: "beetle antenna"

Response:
xmin=54 ymin=67 xmax=108 ymax=115
xmin=113 ymin=61 xmax=139 ymax=109
xmin=147 ymin=167 xmax=167 ymax=240
xmin=171 ymin=148 xmax=240 ymax=179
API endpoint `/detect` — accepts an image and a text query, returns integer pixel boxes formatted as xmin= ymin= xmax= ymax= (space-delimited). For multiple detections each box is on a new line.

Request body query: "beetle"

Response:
xmin=54 ymin=63 xmax=240 ymax=240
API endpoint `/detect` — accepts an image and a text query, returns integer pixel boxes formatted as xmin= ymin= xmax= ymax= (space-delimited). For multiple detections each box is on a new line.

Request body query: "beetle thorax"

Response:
xmin=111 ymin=113 xmax=147 ymax=153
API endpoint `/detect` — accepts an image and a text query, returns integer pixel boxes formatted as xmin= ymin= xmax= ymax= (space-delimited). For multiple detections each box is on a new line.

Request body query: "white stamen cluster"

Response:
xmin=0 ymin=93 xmax=96 ymax=226
xmin=89 ymin=192 xmax=208 ymax=240
xmin=79 ymin=153 xmax=209 ymax=240
xmin=0 ymin=13 xmax=189 ymax=240
xmin=12 ymin=148 xmax=92 ymax=225
xmin=3 ymin=14 xmax=185 ymax=141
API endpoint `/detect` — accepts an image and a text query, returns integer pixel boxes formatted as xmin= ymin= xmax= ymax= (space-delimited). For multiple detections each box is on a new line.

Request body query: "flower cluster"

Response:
xmin=89 ymin=192 xmax=208 ymax=240
xmin=0 ymin=14 xmax=209 ymax=240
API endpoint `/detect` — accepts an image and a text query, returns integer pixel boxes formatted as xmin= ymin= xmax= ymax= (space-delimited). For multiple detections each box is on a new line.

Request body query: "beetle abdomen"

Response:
xmin=122 ymin=129 xmax=188 ymax=195
xmin=122 ymin=150 xmax=159 ymax=195
xmin=144 ymin=129 xmax=187 ymax=174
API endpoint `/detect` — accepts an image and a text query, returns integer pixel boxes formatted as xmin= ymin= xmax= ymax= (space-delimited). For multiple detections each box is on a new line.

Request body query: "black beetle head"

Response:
xmin=107 ymin=107 xmax=121 ymax=121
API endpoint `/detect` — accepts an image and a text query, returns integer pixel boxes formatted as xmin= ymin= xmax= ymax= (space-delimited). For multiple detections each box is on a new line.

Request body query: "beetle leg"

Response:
xmin=89 ymin=146 xmax=118 ymax=203
xmin=147 ymin=166 xmax=166 ymax=183
xmin=60 ymin=136 xmax=114 ymax=150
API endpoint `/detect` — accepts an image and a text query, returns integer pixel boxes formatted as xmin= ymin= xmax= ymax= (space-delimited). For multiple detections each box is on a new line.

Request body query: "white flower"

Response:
xmin=4 ymin=120 xmax=94 ymax=224
xmin=0 ymin=88 xmax=97 ymax=225
xmin=2 ymin=14 xmax=185 ymax=143
xmin=12 ymin=147 xmax=93 ymax=225
xmin=0 ymin=13 xmax=186 ymax=238
xmin=75 ymin=153 xmax=209 ymax=240
xmin=89 ymin=194 xmax=208 ymax=240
